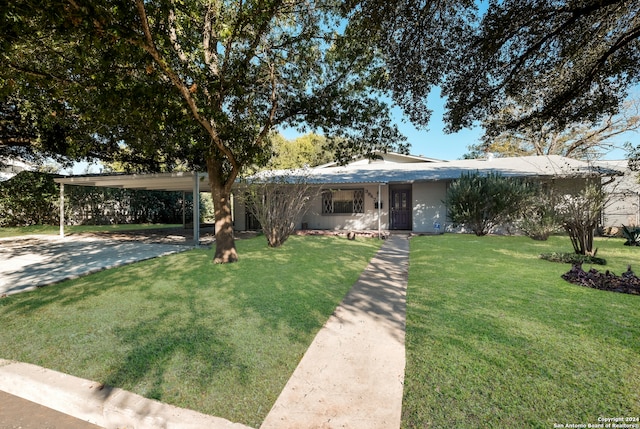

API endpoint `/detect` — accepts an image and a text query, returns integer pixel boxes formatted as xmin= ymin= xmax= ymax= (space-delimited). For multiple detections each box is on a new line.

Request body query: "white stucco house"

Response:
xmin=234 ymin=153 xmax=623 ymax=234
xmin=52 ymin=152 xmax=626 ymax=241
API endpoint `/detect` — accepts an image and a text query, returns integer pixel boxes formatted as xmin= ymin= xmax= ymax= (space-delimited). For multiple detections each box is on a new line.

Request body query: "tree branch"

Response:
xmin=203 ymin=2 xmax=220 ymax=77
xmin=132 ymin=0 xmax=238 ymax=172
xmin=168 ymin=4 xmax=189 ymax=64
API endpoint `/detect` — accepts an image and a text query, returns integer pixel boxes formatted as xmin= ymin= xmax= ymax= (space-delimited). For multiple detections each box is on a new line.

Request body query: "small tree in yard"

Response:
xmin=242 ymin=173 xmax=319 ymax=248
xmin=556 ymin=184 xmax=605 ymax=256
xmin=445 ymin=172 xmax=533 ymax=236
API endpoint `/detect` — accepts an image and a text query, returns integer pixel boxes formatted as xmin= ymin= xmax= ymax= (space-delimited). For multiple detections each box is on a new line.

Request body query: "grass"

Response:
xmin=3 ymin=230 xmax=638 ymax=427
xmin=403 ymin=234 xmax=640 ymax=428
xmin=0 ymin=223 xmax=182 ymax=238
xmin=0 ymin=235 xmax=381 ymax=428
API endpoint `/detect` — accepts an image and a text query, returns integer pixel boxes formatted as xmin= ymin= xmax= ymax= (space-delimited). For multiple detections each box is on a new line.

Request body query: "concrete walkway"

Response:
xmin=261 ymin=234 xmax=409 ymax=429
xmin=0 ymin=234 xmax=409 ymax=428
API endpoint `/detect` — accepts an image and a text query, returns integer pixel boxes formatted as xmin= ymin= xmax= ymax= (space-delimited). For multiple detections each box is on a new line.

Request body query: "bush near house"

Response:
xmin=0 ymin=171 xmax=59 ymax=226
xmin=444 ymin=172 xmax=534 ymax=236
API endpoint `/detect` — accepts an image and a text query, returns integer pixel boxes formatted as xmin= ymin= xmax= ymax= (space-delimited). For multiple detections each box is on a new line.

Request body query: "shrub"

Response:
xmin=444 ymin=172 xmax=534 ymax=236
xmin=556 ymin=184 xmax=605 ymax=256
xmin=0 ymin=171 xmax=59 ymax=226
xmin=241 ymin=171 xmax=319 ymax=247
xmin=518 ymin=187 xmax=561 ymax=241
xmin=621 ymin=224 xmax=640 ymax=246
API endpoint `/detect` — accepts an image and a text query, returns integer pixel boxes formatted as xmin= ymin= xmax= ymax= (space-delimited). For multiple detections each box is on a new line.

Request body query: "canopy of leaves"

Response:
xmin=265 ymin=133 xmax=334 ymax=169
xmin=465 ymin=98 xmax=640 ymax=160
xmin=2 ymin=0 xmax=406 ymax=175
xmin=446 ymin=0 xmax=640 ymax=136
xmin=349 ymin=0 xmax=640 ymax=138
xmin=343 ymin=0 xmax=476 ymax=129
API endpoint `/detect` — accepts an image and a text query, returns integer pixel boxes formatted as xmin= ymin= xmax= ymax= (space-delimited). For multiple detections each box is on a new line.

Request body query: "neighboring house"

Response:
xmin=597 ymin=160 xmax=640 ymax=228
xmin=0 ymin=158 xmax=33 ymax=181
xmin=234 ymin=153 xmax=623 ymax=234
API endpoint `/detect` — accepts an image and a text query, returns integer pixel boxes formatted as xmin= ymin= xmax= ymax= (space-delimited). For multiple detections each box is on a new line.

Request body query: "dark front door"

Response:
xmin=390 ymin=187 xmax=411 ymax=230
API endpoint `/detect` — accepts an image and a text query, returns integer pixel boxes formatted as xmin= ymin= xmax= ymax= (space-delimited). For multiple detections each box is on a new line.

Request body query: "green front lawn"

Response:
xmin=2 ymin=231 xmax=638 ymax=428
xmin=0 ymin=235 xmax=381 ymax=428
xmin=403 ymin=235 xmax=640 ymax=428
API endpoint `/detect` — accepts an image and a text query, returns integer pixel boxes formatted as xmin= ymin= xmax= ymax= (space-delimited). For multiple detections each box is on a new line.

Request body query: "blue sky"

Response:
xmin=394 ymin=89 xmax=640 ymax=161
xmin=388 ymin=88 xmax=483 ymax=161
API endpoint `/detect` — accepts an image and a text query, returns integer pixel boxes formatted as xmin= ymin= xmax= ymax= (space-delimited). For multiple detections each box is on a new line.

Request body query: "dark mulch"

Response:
xmin=562 ymin=264 xmax=640 ymax=295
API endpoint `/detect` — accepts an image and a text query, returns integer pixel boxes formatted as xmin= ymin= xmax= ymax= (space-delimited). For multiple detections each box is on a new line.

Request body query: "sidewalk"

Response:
xmin=0 ymin=234 xmax=409 ymax=428
xmin=261 ymin=234 xmax=409 ymax=428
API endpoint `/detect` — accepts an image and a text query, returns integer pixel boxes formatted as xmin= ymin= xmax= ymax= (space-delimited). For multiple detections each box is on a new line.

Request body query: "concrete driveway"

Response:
xmin=0 ymin=235 xmax=193 ymax=296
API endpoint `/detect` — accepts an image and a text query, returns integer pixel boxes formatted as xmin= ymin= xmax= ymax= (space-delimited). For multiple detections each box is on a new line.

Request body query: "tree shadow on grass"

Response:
xmin=103 ymin=316 xmax=246 ymax=401
xmin=0 ymin=259 xmax=156 ymax=315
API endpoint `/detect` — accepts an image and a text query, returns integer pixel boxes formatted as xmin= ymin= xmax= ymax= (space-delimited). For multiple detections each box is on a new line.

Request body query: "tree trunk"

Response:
xmin=207 ymin=157 xmax=238 ymax=264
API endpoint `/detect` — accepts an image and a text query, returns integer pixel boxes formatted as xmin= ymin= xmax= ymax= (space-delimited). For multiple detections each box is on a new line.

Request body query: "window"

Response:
xmin=322 ymin=189 xmax=364 ymax=214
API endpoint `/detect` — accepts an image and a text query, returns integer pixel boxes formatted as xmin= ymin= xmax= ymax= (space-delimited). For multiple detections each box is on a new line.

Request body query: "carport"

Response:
xmin=54 ymin=171 xmax=210 ymax=245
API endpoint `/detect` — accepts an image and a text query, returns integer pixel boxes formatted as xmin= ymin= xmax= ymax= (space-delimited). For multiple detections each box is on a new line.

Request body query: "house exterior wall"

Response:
xmin=412 ymin=182 xmax=448 ymax=233
xmin=301 ymin=184 xmax=389 ymax=230
xmin=604 ymin=192 xmax=639 ymax=227
xmin=599 ymin=163 xmax=640 ymax=228
xmin=232 ymin=172 xmax=601 ymax=233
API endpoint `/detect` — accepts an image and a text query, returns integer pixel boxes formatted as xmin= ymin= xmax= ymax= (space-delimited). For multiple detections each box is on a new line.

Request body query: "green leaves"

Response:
xmin=444 ymin=172 xmax=534 ymax=236
xmin=444 ymin=0 xmax=640 ymax=135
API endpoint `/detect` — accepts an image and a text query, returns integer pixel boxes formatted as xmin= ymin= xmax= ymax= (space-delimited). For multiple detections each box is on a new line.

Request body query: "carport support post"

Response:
xmin=193 ymin=173 xmax=200 ymax=247
xmin=59 ymin=183 xmax=65 ymax=237
xmin=182 ymin=192 xmax=186 ymax=228
xmin=378 ymin=183 xmax=382 ymax=239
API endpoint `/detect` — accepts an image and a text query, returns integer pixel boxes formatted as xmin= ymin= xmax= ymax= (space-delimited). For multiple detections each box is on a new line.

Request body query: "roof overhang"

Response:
xmin=52 ymin=156 xmax=625 ymax=191
xmin=249 ymin=155 xmax=624 ymax=186
xmin=54 ymin=171 xmax=210 ymax=192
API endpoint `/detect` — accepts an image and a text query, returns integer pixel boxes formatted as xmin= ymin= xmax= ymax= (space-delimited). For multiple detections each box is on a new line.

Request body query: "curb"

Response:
xmin=0 ymin=359 xmax=252 ymax=429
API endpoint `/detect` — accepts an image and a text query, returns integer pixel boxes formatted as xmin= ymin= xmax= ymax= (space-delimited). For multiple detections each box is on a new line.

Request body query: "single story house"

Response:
xmin=52 ymin=153 xmax=625 ymax=241
xmin=234 ymin=153 xmax=623 ymax=234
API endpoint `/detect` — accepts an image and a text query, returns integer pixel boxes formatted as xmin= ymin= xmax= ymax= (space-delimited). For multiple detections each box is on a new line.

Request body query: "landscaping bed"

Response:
xmin=562 ymin=264 xmax=640 ymax=295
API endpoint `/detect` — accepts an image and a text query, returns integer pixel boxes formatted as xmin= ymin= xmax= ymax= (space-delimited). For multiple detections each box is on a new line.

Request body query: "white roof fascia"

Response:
xmin=54 ymin=171 xmax=210 ymax=192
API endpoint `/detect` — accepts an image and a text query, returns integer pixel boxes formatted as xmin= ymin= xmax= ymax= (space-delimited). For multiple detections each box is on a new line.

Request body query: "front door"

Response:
xmin=390 ymin=187 xmax=411 ymax=230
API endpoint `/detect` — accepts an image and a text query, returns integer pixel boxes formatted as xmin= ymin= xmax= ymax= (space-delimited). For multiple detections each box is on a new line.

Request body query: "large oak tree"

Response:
xmin=2 ymin=0 xmax=405 ymax=262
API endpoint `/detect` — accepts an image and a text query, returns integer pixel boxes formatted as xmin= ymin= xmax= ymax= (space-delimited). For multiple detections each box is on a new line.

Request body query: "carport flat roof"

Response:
xmin=54 ymin=172 xmax=208 ymax=244
xmin=54 ymin=171 xmax=210 ymax=192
